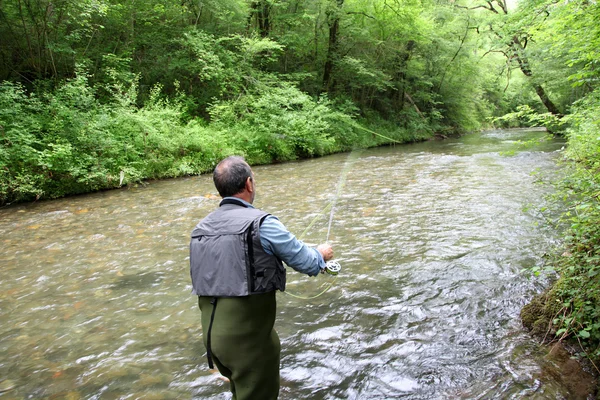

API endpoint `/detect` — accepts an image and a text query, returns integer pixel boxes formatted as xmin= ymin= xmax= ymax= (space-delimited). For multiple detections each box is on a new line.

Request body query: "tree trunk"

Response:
xmin=392 ymin=40 xmax=415 ymax=111
xmin=247 ymin=0 xmax=271 ymax=38
xmin=470 ymin=0 xmax=561 ymax=116
xmin=259 ymin=1 xmax=271 ymax=37
xmin=511 ymin=35 xmax=561 ymax=115
xmin=322 ymin=0 xmax=343 ymax=94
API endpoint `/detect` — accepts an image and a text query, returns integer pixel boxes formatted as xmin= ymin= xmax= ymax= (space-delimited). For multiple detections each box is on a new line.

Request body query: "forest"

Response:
xmin=1 ymin=0 xmax=599 ymax=376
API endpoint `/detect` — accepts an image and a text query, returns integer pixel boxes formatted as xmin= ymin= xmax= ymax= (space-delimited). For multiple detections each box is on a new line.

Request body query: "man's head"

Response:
xmin=213 ymin=156 xmax=255 ymax=203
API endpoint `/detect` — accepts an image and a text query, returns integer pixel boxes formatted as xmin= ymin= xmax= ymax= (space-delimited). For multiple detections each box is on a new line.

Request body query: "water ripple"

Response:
xmin=0 ymin=130 xmax=574 ymax=398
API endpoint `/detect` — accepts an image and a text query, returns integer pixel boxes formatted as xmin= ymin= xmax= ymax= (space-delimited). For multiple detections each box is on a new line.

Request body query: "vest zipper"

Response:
xmin=246 ymin=225 xmax=256 ymax=293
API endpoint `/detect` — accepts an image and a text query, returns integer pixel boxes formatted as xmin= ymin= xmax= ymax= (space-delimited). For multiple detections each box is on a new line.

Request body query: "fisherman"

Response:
xmin=190 ymin=156 xmax=334 ymax=400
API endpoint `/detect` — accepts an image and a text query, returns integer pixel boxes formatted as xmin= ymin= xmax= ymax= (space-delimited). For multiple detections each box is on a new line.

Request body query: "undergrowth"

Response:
xmin=0 ymin=73 xmax=430 ymax=206
xmin=525 ymin=88 xmax=600 ymax=370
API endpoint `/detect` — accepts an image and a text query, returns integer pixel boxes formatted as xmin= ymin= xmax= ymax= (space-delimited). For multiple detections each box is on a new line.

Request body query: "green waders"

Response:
xmin=198 ymin=291 xmax=281 ymax=400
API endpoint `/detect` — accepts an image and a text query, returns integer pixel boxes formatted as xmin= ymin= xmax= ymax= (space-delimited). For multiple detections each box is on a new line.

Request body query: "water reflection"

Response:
xmin=0 ymin=129 xmax=574 ymax=399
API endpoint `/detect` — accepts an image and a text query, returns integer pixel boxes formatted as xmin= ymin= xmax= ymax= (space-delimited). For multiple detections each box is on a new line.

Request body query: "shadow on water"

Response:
xmin=0 ymin=129 xmax=592 ymax=399
xmin=110 ymin=271 xmax=166 ymax=290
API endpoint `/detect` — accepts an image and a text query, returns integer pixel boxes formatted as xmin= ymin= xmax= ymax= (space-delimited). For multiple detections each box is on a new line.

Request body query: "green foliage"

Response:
xmin=334 ymin=56 xmax=393 ymax=93
xmin=492 ymin=105 xmax=568 ymax=133
xmin=0 ymin=75 xmax=231 ymax=205
xmin=1 ymin=0 xmax=509 ymax=139
xmin=209 ymin=83 xmax=354 ymax=163
xmin=0 ymin=0 xmax=108 ymax=81
xmin=1 ymin=0 xmax=597 ymax=210
xmin=0 ymin=69 xmax=425 ymax=205
xmin=546 ymin=88 xmax=600 ymax=361
xmin=538 ymin=1 xmax=600 ymax=90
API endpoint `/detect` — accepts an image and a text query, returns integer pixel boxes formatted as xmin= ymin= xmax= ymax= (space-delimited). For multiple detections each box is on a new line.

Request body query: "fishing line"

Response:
xmin=351 ymin=122 xmax=406 ymax=145
xmin=284 ymin=122 xmax=399 ymax=300
xmin=325 ymin=149 xmax=363 ymax=243
xmin=285 ymin=276 xmax=339 ymax=300
xmin=298 ymin=201 xmax=333 ymax=240
xmin=284 ymin=149 xmax=361 ymax=300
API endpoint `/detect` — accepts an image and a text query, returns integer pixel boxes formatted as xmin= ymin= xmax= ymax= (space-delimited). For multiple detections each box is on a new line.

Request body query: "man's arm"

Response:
xmin=259 ymin=215 xmax=333 ymax=277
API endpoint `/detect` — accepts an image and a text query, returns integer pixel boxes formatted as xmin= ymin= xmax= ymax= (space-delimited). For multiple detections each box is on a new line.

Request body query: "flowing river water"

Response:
xmin=0 ymin=129 xmax=586 ymax=399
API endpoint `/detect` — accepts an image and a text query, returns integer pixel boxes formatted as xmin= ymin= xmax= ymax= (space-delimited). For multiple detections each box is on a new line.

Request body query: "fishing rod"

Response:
xmin=285 ymin=123 xmax=403 ymax=299
xmin=284 ymin=199 xmax=340 ymax=300
xmin=285 ymin=149 xmax=363 ymax=299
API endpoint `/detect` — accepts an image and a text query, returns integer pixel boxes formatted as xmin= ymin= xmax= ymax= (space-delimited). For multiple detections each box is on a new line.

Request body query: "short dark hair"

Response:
xmin=213 ymin=156 xmax=252 ymax=198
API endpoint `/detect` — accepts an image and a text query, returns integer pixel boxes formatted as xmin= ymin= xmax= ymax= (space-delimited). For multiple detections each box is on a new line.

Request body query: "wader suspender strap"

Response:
xmin=206 ymin=297 xmax=218 ymax=369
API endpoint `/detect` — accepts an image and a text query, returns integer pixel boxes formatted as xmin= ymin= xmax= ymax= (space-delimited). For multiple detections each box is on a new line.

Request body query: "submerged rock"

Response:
xmin=543 ymin=345 xmax=597 ymax=400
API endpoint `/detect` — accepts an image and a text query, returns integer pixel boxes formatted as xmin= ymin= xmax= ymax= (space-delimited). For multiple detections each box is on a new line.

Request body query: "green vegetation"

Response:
xmin=554 ymin=89 xmax=600 ymax=361
xmin=524 ymin=88 xmax=600 ymax=366
xmin=0 ymin=0 xmax=599 ymax=371
xmin=0 ymin=0 xmax=549 ymax=205
xmin=0 ymin=74 xmax=428 ymax=203
xmin=510 ymin=0 xmax=600 ymax=372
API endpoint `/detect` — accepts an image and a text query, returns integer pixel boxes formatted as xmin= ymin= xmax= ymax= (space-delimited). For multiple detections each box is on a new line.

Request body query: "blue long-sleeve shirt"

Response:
xmin=223 ymin=197 xmax=325 ymax=276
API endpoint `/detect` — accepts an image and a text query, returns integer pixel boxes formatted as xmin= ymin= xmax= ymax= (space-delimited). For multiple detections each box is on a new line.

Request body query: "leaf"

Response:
xmin=578 ymin=330 xmax=591 ymax=339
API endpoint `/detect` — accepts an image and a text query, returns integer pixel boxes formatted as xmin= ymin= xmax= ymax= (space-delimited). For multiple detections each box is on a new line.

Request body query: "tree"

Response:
xmin=509 ymin=33 xmax=561 ymax=115
xmin=0 ymin=0 xmax=107 ymax=82
xmin=322 ymin=0 xmax=344 ymax=93
xmin=248 ymin=0 xmax=273 ymax=37
xmin=457 ymin=0 xmax=562 ymax=115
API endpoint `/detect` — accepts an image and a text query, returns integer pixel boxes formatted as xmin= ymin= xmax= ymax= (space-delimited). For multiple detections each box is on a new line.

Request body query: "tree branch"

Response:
xmin=404 ymin=92 xmax=425 ymax=119
xmin=454 ymin=3 xmax=498 ymax=13
xmin=346 ymin=11 xmax=375 ymax=20
xmin=481 ymin=49 xmax=509 ymax=59
xmin=438 ymin=18 xmax=471 ymax=92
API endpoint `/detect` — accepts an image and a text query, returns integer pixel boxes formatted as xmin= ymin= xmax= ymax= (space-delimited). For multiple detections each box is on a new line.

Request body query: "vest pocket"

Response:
xmin=190 ymin=233 xmax=250 ymax=296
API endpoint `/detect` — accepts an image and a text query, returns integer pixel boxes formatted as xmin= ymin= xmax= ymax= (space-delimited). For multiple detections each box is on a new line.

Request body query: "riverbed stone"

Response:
xmin=544 ymin=345 xmax=597 ymax=400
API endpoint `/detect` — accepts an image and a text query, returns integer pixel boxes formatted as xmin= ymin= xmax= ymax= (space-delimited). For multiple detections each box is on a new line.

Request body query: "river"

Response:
xmin=0 ymin=129 xmax=580 ymax=399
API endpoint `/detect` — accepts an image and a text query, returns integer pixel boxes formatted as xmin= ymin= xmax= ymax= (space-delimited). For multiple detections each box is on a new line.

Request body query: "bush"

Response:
xmin=209 ymin=83 xmax=356 ymax=163
xmin=0 ymin=75 xmax=230 ymax=205
xmin=0 ymin=69 xmax=432 ymax=205
xmin=544 ymin=88 xmax=600 ymax=361
xmin=492 ymin=105 xmax=568 ymax=134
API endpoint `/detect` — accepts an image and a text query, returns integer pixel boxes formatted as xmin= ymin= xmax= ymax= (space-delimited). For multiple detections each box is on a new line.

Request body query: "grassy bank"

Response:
xmin=0 ymin=76 xmax=434 ymax=206
xmin=521 ymin=88 xmax=600 ymax=379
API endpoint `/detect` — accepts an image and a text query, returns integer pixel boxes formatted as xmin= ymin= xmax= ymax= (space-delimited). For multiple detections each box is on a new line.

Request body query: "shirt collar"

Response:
xmin=221 ymin=196 xmax=255 ymax=208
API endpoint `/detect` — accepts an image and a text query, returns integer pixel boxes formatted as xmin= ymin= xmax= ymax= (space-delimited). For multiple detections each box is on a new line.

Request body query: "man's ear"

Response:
xmin=245 ymin=176 xmax=253 ymax=192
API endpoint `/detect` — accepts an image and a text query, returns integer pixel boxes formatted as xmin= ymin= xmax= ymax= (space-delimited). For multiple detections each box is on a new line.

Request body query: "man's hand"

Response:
xmin=317 ymin=244 xmax=334 ymax=262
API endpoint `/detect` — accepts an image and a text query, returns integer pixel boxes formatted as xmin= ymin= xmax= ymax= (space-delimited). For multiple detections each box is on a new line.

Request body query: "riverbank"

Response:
xmin=0 ymin=79 xmax=434 ymax=207
xmin=521 ymin=292 xmax=598 ymax=398
xmin=520 ymin=88 xmax=600 ymax=398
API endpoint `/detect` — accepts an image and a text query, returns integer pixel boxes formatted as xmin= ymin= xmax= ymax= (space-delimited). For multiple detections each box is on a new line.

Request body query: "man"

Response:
xmin=190 ymin=156 xmax=334 ymax=400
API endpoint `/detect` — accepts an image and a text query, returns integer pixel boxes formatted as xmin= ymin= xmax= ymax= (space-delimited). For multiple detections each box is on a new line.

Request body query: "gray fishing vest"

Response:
xmin=189 ymin=198 xmax=286 ymax=297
